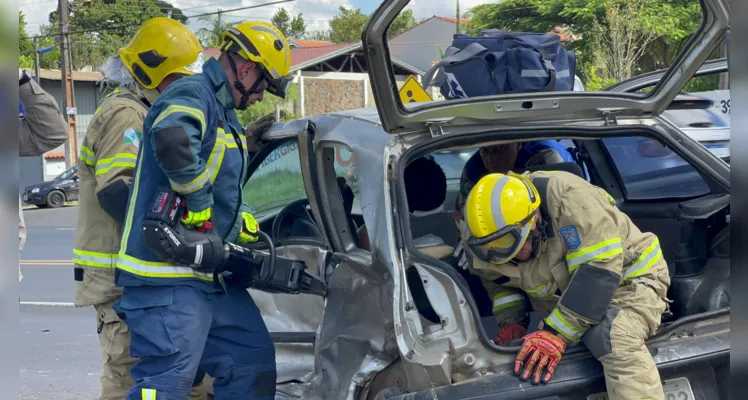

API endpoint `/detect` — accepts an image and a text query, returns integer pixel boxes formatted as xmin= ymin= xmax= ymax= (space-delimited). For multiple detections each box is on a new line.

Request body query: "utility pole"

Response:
xmin=456 ymin=0 xmax=461 ymax=34
xmin=33 ymin=38 xmax=41 ymax=83
xmin=58 ymin=0 xmax=77 ymax=168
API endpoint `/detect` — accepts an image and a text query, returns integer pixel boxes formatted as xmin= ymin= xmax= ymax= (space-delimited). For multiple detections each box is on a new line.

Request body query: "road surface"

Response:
xmin=20 ymin=206 xmax=101 ymax=399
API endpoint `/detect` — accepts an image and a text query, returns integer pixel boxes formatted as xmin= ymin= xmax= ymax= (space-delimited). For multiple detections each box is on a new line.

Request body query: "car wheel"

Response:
xmin=46 ymin=190 xmax=65 ymax=208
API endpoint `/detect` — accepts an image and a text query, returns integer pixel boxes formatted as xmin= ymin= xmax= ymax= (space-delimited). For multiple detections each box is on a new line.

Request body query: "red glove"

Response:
xmin=493 ymin=324 xmax=527 ymax=345
xmin=514 ymin=330 xmax=567 ymax=384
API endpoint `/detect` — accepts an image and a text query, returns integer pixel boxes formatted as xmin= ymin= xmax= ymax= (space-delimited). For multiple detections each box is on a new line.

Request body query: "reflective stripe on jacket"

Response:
xmin=467 ymin=170 xmax=670 ymax=344
xmin=73 ymin=88 xmax=147 ymax=306
xmin=116 ymin=58 xmax=249 ymax=291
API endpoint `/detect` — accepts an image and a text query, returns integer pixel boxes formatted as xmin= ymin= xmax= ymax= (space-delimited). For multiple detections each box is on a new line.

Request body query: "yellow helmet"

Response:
xmin=465 ymin=172 xmax=541 ymax=264
xmin=220 ymin=21 xmax=293 ymax=99
xmin=119 ymin=17 xmax=203 ymax=90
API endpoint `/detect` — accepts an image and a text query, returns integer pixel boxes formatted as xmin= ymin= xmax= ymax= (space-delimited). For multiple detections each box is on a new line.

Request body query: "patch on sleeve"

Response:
xmin=123 ymin=127 xmax=142 ymax=148
xmin=559 ymin=225 xmax=581 ymax=250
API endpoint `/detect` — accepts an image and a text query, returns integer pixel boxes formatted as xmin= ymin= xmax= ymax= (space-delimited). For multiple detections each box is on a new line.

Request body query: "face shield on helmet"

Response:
xmin=465 ymin=172 xmax=542 ymax=264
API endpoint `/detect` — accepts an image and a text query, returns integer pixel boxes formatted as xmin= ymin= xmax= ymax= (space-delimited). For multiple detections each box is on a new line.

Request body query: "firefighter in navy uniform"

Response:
xmin=460 ymin=171 xmax=671 ymax=400
xmin=114 ymin=21 xmax=293 ymax=400
xmin=72 ymin=18 xmax=210 ymax=400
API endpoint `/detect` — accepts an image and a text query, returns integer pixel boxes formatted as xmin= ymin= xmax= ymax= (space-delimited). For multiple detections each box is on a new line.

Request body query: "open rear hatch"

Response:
xmin=362 ymin=0 xmax=729 ymax=135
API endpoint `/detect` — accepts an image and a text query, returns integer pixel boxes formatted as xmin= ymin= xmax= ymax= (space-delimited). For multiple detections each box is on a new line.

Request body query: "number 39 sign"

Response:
xmin=694 ymin=90 xmax=730 ymax=116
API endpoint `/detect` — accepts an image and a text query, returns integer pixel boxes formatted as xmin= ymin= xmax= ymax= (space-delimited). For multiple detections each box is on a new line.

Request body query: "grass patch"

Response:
xmin=244 ymin=169 xmax=306 ymax=216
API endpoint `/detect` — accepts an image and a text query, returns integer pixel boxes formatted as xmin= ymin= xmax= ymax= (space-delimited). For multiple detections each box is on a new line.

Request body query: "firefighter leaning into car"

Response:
xmin=459 ymin=170 xmax=671 ymax=400
xmin=113 ymin=21 xmax=292 ymax=400
xmin=72 ymin=17 xmax=210 ymax=400
xmin=454 ymin=140 xmax=578 ymax=213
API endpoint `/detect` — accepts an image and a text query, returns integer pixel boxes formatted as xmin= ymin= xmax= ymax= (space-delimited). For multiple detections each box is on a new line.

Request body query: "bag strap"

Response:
xmin=422 ymin=42 xmax=489 ymax=89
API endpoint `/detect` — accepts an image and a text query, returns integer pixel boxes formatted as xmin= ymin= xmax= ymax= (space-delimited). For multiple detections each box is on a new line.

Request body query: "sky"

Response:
xmin=19 ymin=0 xmax=485 ymax=36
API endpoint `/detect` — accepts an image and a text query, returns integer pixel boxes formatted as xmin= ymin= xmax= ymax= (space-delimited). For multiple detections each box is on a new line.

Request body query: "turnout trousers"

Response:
xmin=95 ymin=298 xmax=210 ymax=400
xmin=113 ymin=284 xmax=276 ymax=400
xmin=581 ymin=279 xmax=668 ymax=400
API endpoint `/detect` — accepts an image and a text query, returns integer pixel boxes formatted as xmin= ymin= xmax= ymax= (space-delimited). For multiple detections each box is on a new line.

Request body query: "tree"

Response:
xmin=19 ymin=11 xmax=34 ymax=69
xmin=591 ymin=0 xmax=658 ymax=82
xmin=326 ymin=6 xmax=417 ymax=44
xmin=196 ymin=12 xmax=233 ymax=48
xmin=37 ymin=0 xmax=190 ymax=71
xmin=465 ymin=0 xmax=702 ymax=84
xmin=237 ymin=83 xmax=300 ymax=125
xmin=271 ymin=7 xmax=306 ymax=39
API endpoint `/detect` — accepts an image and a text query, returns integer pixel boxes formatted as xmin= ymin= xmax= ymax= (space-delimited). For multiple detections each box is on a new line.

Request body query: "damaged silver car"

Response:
xmin=239 ymin=0 xmax=729 ymax=398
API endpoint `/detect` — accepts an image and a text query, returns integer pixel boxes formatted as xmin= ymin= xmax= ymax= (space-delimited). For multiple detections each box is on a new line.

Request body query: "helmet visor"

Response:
xmin=265 ymin=73 xmax=293 ymax=99
xmin=184 ymin=52 xmax=205 ymax=74
xmin=467 ymin=211 xmax=535 ymax=264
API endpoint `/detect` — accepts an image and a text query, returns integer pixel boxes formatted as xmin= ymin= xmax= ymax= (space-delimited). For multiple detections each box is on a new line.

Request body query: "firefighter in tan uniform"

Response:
xmin=460 ymin=170 xmax=671 ymax=400
xmin=72 ymin=17 xmax=209 ymax=400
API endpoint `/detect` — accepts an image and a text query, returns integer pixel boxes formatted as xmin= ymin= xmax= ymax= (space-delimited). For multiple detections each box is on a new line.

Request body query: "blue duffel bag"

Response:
xmin=422 ymin=29 xmax=577 ymax=99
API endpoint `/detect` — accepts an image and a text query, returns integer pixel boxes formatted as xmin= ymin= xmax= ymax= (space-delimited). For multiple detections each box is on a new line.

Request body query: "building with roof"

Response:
xmin=388 ymin=15 xmax=469 ymax=75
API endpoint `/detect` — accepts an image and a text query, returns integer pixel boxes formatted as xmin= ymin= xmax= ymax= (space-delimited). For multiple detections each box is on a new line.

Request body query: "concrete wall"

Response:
xmin=297 ymin=72 xmax=412 ymax=116
xmin=19 ymin=156 xmax=44 ymax=194
xmin=303 ymin=77 xmax=366 ymax=116
xmin=388 ymin=18 xmax=458 ymax=74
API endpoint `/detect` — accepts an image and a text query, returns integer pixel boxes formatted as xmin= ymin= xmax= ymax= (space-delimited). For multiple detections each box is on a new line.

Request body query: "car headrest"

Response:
xmin=520 ymin=162 xmax=585 ymax=180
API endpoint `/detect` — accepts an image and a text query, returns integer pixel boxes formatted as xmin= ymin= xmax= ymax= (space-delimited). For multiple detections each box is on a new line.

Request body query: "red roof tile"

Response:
xmin=433 ymin=16 xmax=469 ymax=24
xmin=291 ymin=44 xmax=356 ymax=67
xmin=293 ymin=39 xmax=335 ymax=48
xmin=44 ymin=152 xmax=65 ymax=159
xmin=204 ymin=48 xmax=221 ymax=59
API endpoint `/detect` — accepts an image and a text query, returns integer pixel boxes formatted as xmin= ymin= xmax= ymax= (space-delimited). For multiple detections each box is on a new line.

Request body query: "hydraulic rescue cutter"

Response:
xmin=142 ymin=187 xmax=327 ymax=297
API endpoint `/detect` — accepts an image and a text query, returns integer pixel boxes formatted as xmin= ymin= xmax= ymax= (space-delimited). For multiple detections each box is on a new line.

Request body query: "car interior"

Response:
xmin=396 ymin=135 xmax=729 ymax=338
xmin=244 ymin=132 xmax=729 ymax=345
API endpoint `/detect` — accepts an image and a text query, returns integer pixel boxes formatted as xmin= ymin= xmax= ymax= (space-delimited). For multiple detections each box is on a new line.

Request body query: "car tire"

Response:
xmin=46 ymin=190 xmax=65 ymax=208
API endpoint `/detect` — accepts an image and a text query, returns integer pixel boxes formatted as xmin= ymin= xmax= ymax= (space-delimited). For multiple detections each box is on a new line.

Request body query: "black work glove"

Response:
xmin=244 ymin=110 xmax=286 ymax=153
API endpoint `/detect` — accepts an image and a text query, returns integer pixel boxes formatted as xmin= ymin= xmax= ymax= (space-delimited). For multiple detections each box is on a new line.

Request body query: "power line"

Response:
xmin=28 ymin=0 xmax=296 ymax=39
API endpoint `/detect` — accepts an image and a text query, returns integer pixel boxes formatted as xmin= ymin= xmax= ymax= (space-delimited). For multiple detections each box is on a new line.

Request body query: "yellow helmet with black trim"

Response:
xmin=220 ymin=21 xmax=292 ymax=99
xmin=119 ymin=17 xmax=203 ymax=90
xmin=465 ymin=172 xmax=542 ymax=264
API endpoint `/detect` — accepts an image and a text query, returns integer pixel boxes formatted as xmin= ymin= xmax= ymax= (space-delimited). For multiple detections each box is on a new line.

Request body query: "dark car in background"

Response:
xmin=22 ymin=165 xmax=79 ymax=208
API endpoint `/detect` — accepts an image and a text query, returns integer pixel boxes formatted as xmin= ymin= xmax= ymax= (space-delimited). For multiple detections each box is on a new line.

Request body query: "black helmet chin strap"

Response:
xmin=226 ymin=54 xmax=265 ymax=110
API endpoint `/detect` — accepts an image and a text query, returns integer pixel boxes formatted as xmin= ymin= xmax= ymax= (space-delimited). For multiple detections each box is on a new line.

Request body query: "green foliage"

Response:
xmin=271 ymin=7 xmax=307 ymax=40
xmin=243 ymin=168 xmax=306 ymax=216
xmin=314 ymin=6 xmax=417 ymax=44
xmin=196 ymin=12 xmax=233 ymax=49
xmin=465 ymin=0 xmax=703 ymax=85
xmin=237 ymin=83 xmax=301 ymax=126
xmin=22 ymin=0 xmax=189 ymax=71
xmin=19 ymin=12 xmax=34 ymax=69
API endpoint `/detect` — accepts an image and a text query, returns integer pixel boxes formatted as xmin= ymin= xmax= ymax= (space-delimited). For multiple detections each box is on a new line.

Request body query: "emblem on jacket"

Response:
xmin=559 ymin=225 xmax=581 ymax=250
xmin=124 ymin=127 xmax=142 ymax=148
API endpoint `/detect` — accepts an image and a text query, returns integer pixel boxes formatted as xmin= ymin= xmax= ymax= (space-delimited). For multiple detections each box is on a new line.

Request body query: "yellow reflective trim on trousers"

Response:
xmin=117 ymin=254 xmax=214 ymax=281
xmin=622 ymin=239 xmax=662 ymax=281
xmin=73 ymin=249 xmax=117 ymax=268
xmin=141 ymin=388 xmax=156 ymax=400
xmin=546 ymin=308 xmax=585 ymax=342
xmin=79 ymin=146 xmax=96 ymax=166
xmin=152 ymin=104 xmax=207 ymax=138
xmin=492 ymin=292 xmax=525 ymax=313
xmin=565 ymin=238 xmax=623 ymax=273
xmin=605 ymin=192 xmax=616 ymax=206
xmin=95 ymin=153 xmax=137 ymax=176
xmin=169 ymin=139 xmax=224 ymax=194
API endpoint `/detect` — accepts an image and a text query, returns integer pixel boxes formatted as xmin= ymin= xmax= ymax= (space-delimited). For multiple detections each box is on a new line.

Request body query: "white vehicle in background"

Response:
xmin=604 ymin=59 xmax=730 ymax=162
